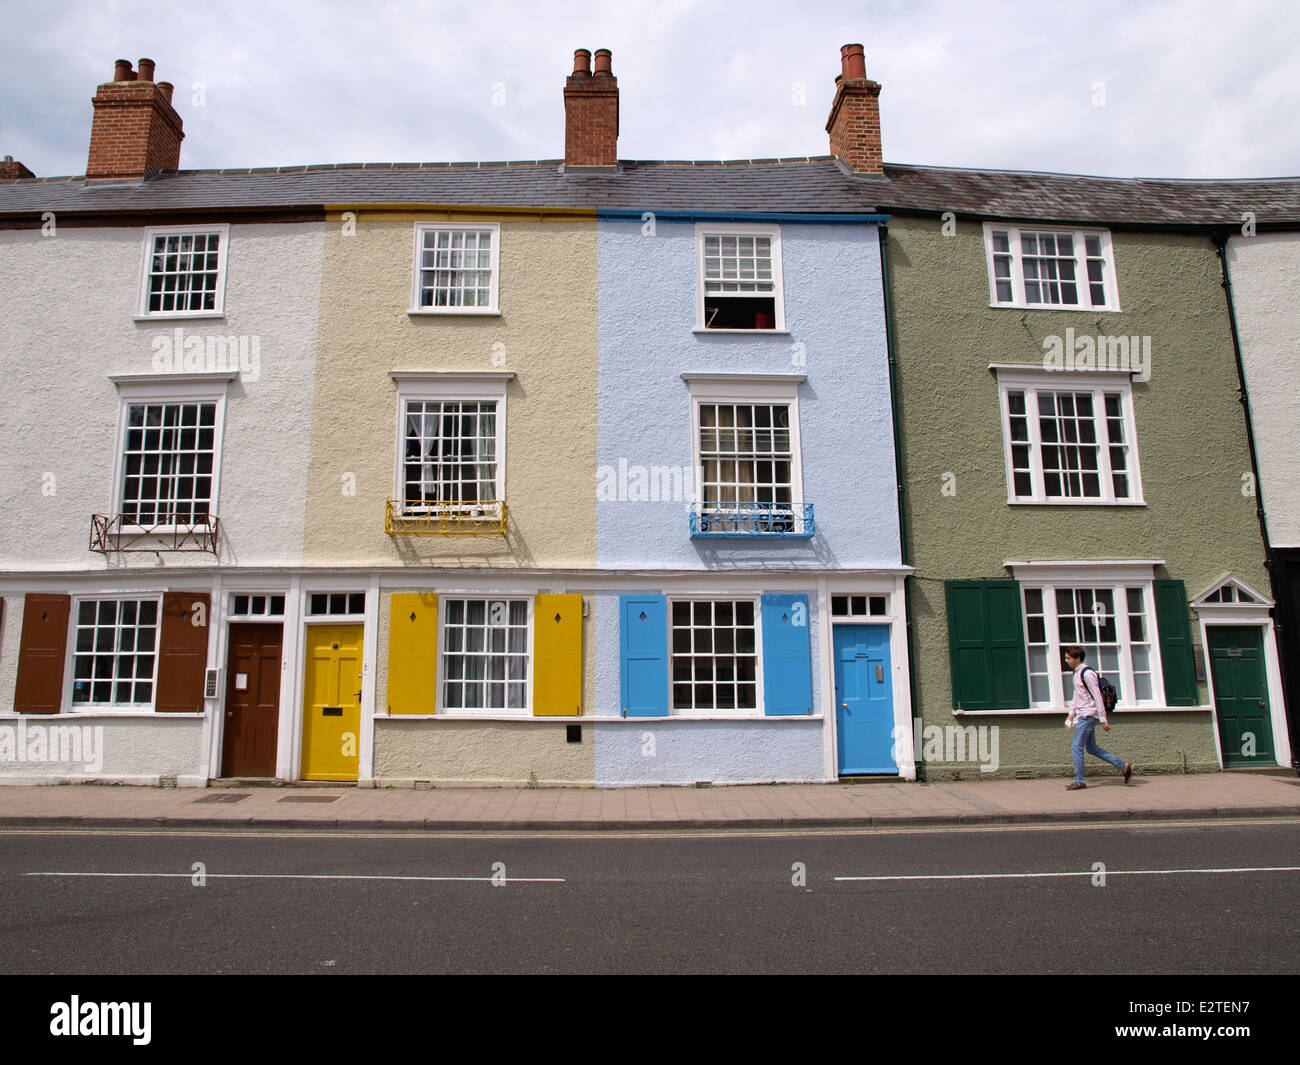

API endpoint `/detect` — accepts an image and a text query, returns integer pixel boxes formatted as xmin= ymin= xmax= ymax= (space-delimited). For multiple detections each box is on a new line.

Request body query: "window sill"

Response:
xmin=1006 ymin=498 xmax=1147 ymax=507
xmin=951 ymin=705 xmax=1212 ymax=716
xmin=408 ymin=308 xmax=501 ymax=317
xmin=988 ymin=304 xmax=1120 ymax=313
xmin=692 ymin=328 xmax=791 ymax=336
xmin=0 ymin=711 xmax=206 ymax=719
xmin=379 ymin=712 xmax=538 ymax=721
xmin=133 ymin=312 xmax=226 ymax=322
xmin=604 ymin=714 xmax=825 ymax=722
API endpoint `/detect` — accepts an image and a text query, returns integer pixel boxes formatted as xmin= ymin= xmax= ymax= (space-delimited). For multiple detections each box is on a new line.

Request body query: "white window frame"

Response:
xmin=110 ymin=375 xmax=231 ymax=533
xmin=667 ymin=593 xmax=766 ymax=716
xmin=304 ymin=591 xmax=368 ymax=619
xmin=982 ymin=223 xmax=1119 ymax=311
xmin=63 ymin=594 xmax=164 ymax=713
xmin=227 ymin=592 xmax=287 ymax=620
xmin=136 ymin=223 xmax=230 ymax=319
xmin=1007 ymin=561 xmax=1167 ymax=712
xmin=435 ymin=595 xmax=534 ymax=716
xmin=993 ymin=366 xmax=1144 ymax=506
xmin=409 ymin=222 xmax=501 ymax=315
xmin=389 ymin=373 xmax=511 ymax=520
xmin=695 ymin=222 xmax=786 ymax=332
xmin=683 ymin=374 xmax=806 ymax=516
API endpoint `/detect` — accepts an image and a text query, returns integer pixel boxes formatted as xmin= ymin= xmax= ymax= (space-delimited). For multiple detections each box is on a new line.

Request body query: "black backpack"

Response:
xmin=1083 ymin=666 xmax=1118 ymax=714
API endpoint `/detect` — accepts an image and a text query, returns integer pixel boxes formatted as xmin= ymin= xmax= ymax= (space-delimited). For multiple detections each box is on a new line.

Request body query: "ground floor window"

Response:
xmin=442 ymin=598 xmax=529 ymax=711
xmin=1022 ymin=583 xmax=1158 ymax=706
xmin=71 ymin=597 xmax=160 ymax=706
xmin=670 ymin=599 xmax=758 ymax=711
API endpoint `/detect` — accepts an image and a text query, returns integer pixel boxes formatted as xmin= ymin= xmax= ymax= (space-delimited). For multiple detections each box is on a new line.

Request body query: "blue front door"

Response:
xmin=834 ymin=625 xmax=897 ymax=774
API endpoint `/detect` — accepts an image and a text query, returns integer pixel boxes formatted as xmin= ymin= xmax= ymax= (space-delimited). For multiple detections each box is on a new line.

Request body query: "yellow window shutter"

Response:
xmin=388 ymin=593 xmax=438 ymax=714
xmin=533 ymin=593 xmax=583 ymax=716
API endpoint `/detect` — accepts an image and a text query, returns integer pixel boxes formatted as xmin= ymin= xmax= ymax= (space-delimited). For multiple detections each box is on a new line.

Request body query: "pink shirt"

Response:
xmin=1068 ymin=665 xmax=1107 ymax=725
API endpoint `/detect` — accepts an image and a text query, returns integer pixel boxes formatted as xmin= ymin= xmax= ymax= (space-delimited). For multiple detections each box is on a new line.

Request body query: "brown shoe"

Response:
xmin=1123 ymin=763 xmax=1133 ymax=784
xmin=1066 ymin=782 xmax=1087 ymax=790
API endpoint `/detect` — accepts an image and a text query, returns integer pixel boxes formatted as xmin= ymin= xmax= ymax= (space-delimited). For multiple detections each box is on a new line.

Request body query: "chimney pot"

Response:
xmin=0 ymin=155 xmax=35 ymax=179
xmin=841 ymin=43 xmax=866 ymax=81
xmin=825 ymin=43 xmax=882 ymax=174
xmin=88 ymin=56 xmax=185 ymax=178
xmin=563 ymin=47 xmax=618 ymax=167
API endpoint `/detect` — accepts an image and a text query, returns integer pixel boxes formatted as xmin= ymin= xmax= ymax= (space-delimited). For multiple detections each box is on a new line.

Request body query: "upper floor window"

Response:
xmin=403 ymin=399 xmax=499 ymax=509
xmin=138 ymin=224 xmax=229 ymax=317
xmin=411 ymin=223 xmax=500 ymax=314
xmin=984 ymin=224 xmax=1118 ymax=311
xmin=696 ymin=223 xmax=785 ymax=330
xmin=387 ymin=373 xmax=510 ymax=535
xmin=120 ymin=401 xmax=218 ymax=526
xmin=995 ymin=368 xmax=1142 ymax=505
xmin=684 ymin=374 xmax=812 ymax=537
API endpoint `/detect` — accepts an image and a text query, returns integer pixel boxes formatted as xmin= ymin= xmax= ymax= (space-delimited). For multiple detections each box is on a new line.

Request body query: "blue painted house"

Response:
xmin=586 ymin=44 xmax=915 ymax=783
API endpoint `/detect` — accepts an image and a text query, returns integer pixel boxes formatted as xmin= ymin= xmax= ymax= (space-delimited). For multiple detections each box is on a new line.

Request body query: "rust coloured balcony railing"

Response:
xmin=90 ymin=513 xmax=220 ymax=554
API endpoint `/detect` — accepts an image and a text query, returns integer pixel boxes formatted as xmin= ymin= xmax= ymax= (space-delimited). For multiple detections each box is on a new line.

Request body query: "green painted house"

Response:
xmin=854 ymin=167 xmax=1300 ymax=778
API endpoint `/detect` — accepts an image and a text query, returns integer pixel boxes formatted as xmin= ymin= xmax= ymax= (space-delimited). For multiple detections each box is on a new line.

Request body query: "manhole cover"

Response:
xmin=278 ymin=795 xmax=339 ymax=804
xmin=193 ymin=793 xmax=251 ymax=804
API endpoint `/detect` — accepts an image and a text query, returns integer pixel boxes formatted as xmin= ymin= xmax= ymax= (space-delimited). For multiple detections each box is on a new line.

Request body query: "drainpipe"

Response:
xmin=1213 ymin=231 xmax=1297 ymax=771
xmin=878 ymin=222 xmax=924 ymax=781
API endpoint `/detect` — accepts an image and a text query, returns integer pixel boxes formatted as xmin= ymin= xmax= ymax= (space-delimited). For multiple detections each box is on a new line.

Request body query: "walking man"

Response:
xmin=1063 ymin=646 xmax=1133 ymax=790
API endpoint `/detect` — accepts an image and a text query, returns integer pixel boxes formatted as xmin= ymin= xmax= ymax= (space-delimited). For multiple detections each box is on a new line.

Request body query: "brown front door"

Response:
xmin=221 ymin=623 xmax=283 ymax=777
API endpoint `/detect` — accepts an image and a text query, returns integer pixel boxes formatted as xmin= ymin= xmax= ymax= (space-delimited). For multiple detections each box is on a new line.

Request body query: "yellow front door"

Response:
xmin=301 ymin=624 xmax=364 ymax=781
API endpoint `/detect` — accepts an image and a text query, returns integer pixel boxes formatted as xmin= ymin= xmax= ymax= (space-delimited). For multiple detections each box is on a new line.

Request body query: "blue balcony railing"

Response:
xmin=688 ymin=501 xmax=815 ymax=539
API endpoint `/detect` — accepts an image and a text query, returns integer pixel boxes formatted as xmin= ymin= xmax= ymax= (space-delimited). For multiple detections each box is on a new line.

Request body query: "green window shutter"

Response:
xmin=1154 ymin=579 xmax=1197 ymax=706
xmin=945 ymin=580 xmax=1030 ymax=710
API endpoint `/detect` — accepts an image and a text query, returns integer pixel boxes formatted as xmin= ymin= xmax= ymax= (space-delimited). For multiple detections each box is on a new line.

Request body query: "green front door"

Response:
xmin=1208 ymin=626 xmax=1274 ymax=766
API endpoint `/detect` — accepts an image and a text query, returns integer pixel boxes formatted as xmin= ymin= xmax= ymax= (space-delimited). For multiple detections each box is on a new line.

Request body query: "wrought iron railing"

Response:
xmin=688 ymin=501 xmax=815 ymax=539
xmin=385 ymin=499 xmax=508 ymax=536
xmin=90 ymin=513 xmax=220 ymax=554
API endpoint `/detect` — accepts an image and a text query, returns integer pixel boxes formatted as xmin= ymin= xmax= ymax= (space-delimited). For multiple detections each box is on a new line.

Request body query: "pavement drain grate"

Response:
xmin=277 ymin=795 xmax=340 ymax=804
xmin=193 ymin=793 xmax=252 ymax=804
xmin=947 ymin=786 xmax=1003 ymax=813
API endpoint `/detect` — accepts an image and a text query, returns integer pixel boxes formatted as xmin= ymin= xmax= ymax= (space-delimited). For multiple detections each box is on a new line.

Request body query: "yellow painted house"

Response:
xmin=301 ymin=203 xmax=600 ymax=785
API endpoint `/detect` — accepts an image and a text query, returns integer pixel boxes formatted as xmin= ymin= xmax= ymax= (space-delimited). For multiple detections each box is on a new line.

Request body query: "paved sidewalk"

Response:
xmin=0 ymin=771 xmax=1296 ymax=830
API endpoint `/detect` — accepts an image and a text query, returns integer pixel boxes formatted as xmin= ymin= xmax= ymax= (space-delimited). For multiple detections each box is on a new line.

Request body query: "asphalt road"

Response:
xmin=1 ymin=819 xmax=1297 ymax=975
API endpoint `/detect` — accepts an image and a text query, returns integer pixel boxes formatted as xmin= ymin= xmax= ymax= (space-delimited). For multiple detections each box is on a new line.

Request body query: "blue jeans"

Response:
xmin=1072 ymin=717 xmax=1126 ymax=783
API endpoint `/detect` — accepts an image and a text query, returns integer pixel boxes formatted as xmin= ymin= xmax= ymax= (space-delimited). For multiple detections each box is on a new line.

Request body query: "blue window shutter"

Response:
xmin=761 ymin=593 xmax=813 ymax=716
xmin=620 ymin=594 xmax=668 ymax=717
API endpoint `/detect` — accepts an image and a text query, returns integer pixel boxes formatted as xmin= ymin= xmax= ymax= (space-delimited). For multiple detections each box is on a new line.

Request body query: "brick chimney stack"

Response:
xmin=86 ymin=57 xmax=185 ymax=179
xmin=825 ymin=43 xmax=883 ymax=174
xmin=564 ymin=48 xmax=619 ymax=167
xmin=0 ymin=155 xmax=35 ymax=180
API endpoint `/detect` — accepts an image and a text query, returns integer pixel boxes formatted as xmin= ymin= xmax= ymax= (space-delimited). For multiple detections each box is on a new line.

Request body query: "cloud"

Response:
xmin=0 ymin=0 xmax=1295 ymax=178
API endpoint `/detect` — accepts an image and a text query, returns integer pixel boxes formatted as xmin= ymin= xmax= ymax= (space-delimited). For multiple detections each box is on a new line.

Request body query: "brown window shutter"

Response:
xmin=14 ymin=594 xmax=71 ymax=714
xmin=155 ymin=592 xmax=211 ymax=713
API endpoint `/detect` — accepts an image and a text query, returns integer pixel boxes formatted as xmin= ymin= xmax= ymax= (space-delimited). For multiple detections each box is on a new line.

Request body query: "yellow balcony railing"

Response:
xmin=385 ymin=499 xmax=507 ymax=537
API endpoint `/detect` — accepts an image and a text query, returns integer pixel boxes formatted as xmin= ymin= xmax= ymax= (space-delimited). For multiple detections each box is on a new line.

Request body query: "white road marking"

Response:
xmin=835 ymin=865 xmax=1300 ymax=881
xmin=25 ymin=872 xmax=564 ymax=882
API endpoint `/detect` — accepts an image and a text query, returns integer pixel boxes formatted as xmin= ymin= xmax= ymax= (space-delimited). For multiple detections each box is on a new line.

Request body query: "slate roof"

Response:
xmin=870 ymin=163 xmax=1300 ymax=227
xmin=0 ymin=158 xmax=875 ymax=216
xmin=2 ymin=156 xmax=1299 ymax=227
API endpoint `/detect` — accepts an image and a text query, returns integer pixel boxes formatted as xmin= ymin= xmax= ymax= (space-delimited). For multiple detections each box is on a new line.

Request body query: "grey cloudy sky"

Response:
xmin=1 ymin=0 xmax=1297 ymax=179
